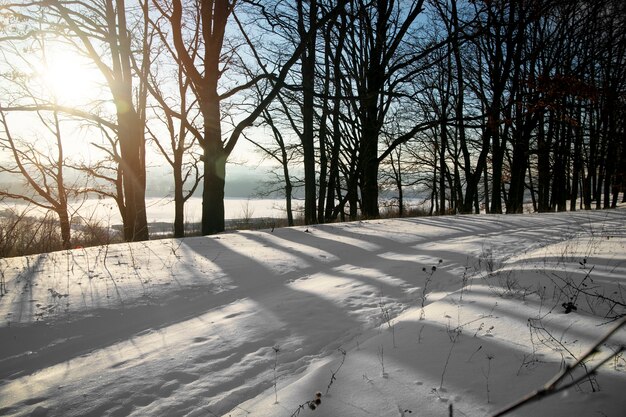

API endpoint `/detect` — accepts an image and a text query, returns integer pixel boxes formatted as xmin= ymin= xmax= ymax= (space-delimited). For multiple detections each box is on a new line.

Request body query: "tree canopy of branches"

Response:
xmin=0 ymin=0 xmax=624 ymax=246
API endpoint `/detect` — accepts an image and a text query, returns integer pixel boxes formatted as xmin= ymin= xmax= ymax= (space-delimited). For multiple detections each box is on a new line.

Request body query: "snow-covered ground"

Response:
xmin=1 ymin=209 xmax=625 ymax=417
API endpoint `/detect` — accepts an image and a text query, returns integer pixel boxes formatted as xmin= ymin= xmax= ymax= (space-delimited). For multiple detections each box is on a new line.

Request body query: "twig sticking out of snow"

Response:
xmin=440 ymin=329 xmax=461 ymax=389
xmin=491 ymin=316 xmax=626 ymax=417
xmin=289 ymin=392 xmax=322 ymax=417
xmin=273 ymin=345 xmax=280 ymax=404
xmin=289 ymin=348 xmax=346 ymax=416
xmin=325 ymin=348 xmax=347 ymax=395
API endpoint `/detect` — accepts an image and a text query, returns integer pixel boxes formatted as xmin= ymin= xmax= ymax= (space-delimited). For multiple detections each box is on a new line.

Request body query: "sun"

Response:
xmin=36 ymin=49 xmax=103 ymax=106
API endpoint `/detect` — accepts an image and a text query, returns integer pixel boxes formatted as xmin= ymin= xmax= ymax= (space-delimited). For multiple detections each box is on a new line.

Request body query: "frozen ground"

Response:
xmin=0 ymin=209 xmax=625 ymax=417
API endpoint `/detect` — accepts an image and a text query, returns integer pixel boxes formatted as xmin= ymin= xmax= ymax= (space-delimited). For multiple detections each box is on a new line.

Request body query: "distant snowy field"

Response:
xmin=1 ymin=197 xmax=292 ymax=225
xmin=1 ymin=196 xmax=435 ymax=227
xmin=1 ymin=209 xmax=625 ymax=417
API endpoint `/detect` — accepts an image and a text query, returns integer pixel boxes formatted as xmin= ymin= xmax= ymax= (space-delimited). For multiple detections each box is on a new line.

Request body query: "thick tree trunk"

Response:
xmin=317 ymin=24 xmax=336 ymax=224
xmin=583 ymin=174 xmax=592 ymax=210
xmin=348 ymin=184 xmax=358 ymax=221
xmin=324 ymin=13 xmax=345 ymax=223
xmin=431 ymin=163 xmax=438 ymax=216
xmin=595 ymin=134 xmax=606 ymax=210
xmin=537 ymin=114 xmax=552 ymax=212
xmin=317 ymin=124 xmax=328 ymax=224
xmin=453 ymin=155 xmax=463 ymax=213
xmin=57 ymin=209 xmax=71 ymax=250
xmin=507 ymin=116 xmax=532 ymax=214
xmin=463 ymin=171 xmax=481 ymax=214
xmin=359 ymin=51 xmax=382 ymax=219
xmin=173 ymin=167 xmax=184 ymax=238
xmin=201 ymin=146 xmax=226 ymax=235
xmin=603 ymin=94 xmax=618 ymax=209
xmin=483 ymin=163 xmax=490 ymax=214
xmin=348 ymin=156 xmax=360 ymax=221
xmin=285 ymin=175 xmax=294 ymax=227
xmin=325 ymin=127 xmax=341 ymax=222
xmin=299 ymin=0 xmax=318 ymax=225
xmin=527 ymin=163 xmax=537 ymax=212
xmin=490 ymin=107 xmax=505 ymax=214
xmin=451 ymin=0 xmax=465 ymax=214
xmin=462 ymin=123 xmax=491 ymax=213
xmin=439 ymin=123 xmax=447 ymax=215
xmin=360 ymin=139 xmax=380 ymax=218
xmin=201 ymin=96 xmax=226 ymax=235
xmin=118 ymin=110 xmax=148 ymax=241
xmin=397 ymin=176 xmax=404 ymax=217
xmin=603 ymin=171 xmax=612 ymax=209
xmin=490 ymin=136 xmax=504 ymax=214
xmin=359 ymin=78 xmax=381 ymax=219
xmin=570 ymin=117 xmax=582 ymax=212
xmin=551 ymin=119 xmax=568 ymax=212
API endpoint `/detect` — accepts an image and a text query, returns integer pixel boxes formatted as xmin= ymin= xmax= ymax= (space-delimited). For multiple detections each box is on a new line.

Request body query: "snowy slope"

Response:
xmin=0 ymin=209 xmax=625 ymax=417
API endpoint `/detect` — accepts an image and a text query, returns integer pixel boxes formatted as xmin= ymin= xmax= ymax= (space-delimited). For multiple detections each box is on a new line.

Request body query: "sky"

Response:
xmin=0 ymin=35 xmax=277 ymax=197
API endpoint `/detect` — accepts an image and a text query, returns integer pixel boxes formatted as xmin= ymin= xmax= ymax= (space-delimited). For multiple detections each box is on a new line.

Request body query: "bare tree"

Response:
xmin=340 ymin=0 xmax=465 ymax=218
xmin=0 ymin=107 xmax=76 ymax=249
xmin=297 ymin=0 xmax=319 ymax=225
xmin=0 ymin=21 xmax=91 ymax=249
xmin=154 ymin=0 xmax=347 ymax=234
xmin=146 ymin=10 xmax=203 ymax=237
xmin=40 ymin=0 xmax=151 ymax=241
xmin=243 ymin=105 xmax=299 ymax=227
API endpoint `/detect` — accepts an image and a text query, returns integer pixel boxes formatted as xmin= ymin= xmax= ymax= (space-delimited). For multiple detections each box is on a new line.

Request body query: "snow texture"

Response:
xmin=1 ymin=209 xmax=625 ymax=416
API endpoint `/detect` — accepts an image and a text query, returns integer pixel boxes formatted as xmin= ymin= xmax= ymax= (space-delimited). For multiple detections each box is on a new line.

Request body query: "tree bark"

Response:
xmin=298 ymin=0 xmax=318 ymax=225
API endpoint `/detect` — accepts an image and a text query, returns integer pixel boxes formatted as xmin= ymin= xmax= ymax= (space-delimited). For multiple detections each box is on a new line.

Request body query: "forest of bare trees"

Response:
xmin=0 ymin=0 xmax=624 ymax=249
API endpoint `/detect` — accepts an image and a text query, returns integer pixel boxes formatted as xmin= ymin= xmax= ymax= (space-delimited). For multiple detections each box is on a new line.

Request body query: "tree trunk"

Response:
xmin=285 ymin=174 xmax=294 ymax=227
xmin=439 ymin=121 xmax=447 ymax=215
xmin=57 ymin=209 xmax=71 ymax=250
xmin=483 ymin=162 xmax=490 ymax=214
xmin=324 ymin=12 xmax=346 ymax=223
xmin=527 ymin=162 xmax=537 ymax=212
xmin=118 ymin=108 xmax=148 ymax=241
xmin=490 ymin=135 xmax=504 ymax=214
xmin=451 ymin=0 xmax=465 ymax=214
xmin=201 ymin=96 xmax=226 ymax=235
xmin=299 ymin=0 xmax=318 ymax=225
xmin=537 ymin=113 xmax=552 ymax=212
xmin=461 ymin=126 xmax=491 ymax=213
xmin=507 ymin=118 xmax=531 ymax=214
xmin=397 ymin=176 xmax=404 ymax=217
xmin=359 ymin=59 xmax=382 ymax=219
xmin=570 ymin=113 xmax=582 ymax=212
xmin=317 ymin=122 xmax=328 ymax=224
xmin=550 ymin=116 xmax=568 ymax=212
xmin=347 ymin=155 xmax=359 ymax=221
xmin=360 ymin=140 xmax=380 ymax=218
xmin=173 ymin=167 xmax=184 ymax=238
xmin=490 ymin=105 xmax=505 ymax=213
xmin=201 ymin=147 xmax=226 ymax=235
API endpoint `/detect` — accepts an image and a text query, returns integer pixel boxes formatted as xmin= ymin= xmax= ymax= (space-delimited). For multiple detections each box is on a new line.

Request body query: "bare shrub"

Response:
xmin=72 ymin=216 xmax=123 ymax=248
xmin=0 ymin=210 xmax=62 ymax=256
xmin=0 ymin=207 xmax=122 ymax=257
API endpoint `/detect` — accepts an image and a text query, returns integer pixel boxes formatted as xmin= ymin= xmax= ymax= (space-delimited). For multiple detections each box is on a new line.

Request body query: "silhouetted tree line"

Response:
xmin=0 ymin=0 xmax=623 ymax=247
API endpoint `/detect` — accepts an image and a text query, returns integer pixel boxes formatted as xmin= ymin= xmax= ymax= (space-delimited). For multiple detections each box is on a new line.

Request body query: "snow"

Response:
xmin=1 ymin=209 xmax=625 ymax=417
